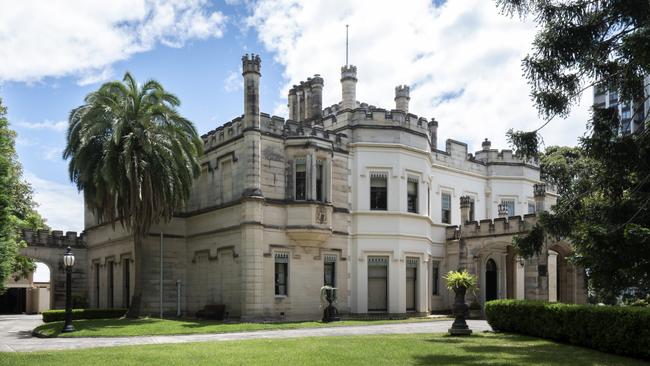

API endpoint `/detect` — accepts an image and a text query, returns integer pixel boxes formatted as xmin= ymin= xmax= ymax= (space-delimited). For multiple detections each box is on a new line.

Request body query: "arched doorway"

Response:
xmin=485 ymin=259 xmax=498 ymax=302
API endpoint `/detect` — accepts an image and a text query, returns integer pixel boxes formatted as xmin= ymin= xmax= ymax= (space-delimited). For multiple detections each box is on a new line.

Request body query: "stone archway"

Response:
xmin=19 ymin=229 xmax=87 ymax=310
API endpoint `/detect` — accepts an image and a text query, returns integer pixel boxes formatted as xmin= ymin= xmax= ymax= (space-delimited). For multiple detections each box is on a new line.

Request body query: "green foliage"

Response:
xmin=485 ymin=300 xmax=650 ymax=359
xmin=0 ymin=97 xmax=48 ymax=293
xmin=63 ymin=73 xmax=203 ymax=316
xmin=443 ymin=270 xmax=478 ymax=291
xmin=41 ymin=308 xmax=127 ymax=323
xmin=506 ymin=129 xmax=541 ymax=161
xmin=511 ymin=223 xmax=545 ymax=258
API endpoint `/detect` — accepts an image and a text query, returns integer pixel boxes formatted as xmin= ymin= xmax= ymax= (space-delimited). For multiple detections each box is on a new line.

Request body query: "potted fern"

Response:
xmin=444 ymin=270 xmax=477 ymax=335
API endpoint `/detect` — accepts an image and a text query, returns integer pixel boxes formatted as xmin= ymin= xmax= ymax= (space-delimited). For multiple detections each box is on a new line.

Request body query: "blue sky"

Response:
xmin=1 ymin=0 xmax=592 ymax=236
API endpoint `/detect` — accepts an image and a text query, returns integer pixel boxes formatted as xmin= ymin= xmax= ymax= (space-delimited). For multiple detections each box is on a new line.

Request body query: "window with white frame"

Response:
xmin=528 ymin=201 xmax=536 ymax=214
xmin=501 ymin=199 xmax=516 ymax=216
xmin=274 ymin=252 xmax=289 ymax=296
xmin=407 ymin=177 xmax=418 ymax=213
xmin=432 ymin=260 xmax=440 ymax=295
xmin=323 ymin=254 xmax=336 ymax=287
xmin=441 ymin=192 xmax=451 ymax=224
xmin=370 ymin=173 xmax=388 ymax=210
xmin=295 ymin=158 xmax=306 ymax=200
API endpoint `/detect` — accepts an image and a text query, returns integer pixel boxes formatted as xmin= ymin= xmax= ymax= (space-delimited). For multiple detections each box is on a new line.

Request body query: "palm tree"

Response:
xmin=64 ymin=73 xmax=203 ymax=317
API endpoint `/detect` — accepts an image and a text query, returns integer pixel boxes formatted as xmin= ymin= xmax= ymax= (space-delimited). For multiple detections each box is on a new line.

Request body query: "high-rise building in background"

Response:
xmin=593 ymin=75 xmax=650 ymax=135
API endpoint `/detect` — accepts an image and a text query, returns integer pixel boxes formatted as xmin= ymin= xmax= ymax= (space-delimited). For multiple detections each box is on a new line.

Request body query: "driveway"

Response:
xmin=0 ymin=318 xmax=491 ymax=353
xmin=0 ymin=314 xmax=43 ymax=352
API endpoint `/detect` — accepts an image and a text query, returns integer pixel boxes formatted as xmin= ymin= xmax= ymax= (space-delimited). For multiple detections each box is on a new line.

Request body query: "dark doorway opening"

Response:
xmin=485 ymin=258 xmax=498 ymax=302
xmin=0 ymin=288 xmax=27 ymax=314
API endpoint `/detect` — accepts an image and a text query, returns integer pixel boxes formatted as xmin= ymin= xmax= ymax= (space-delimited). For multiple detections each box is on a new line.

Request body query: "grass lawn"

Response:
xmin=3 ymin=333 xmax=646 ymax=365
xmin=33 ymin=316 xmax=442 ymax=338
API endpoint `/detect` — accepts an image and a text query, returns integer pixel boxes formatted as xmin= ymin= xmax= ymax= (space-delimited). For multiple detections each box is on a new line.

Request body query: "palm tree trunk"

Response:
xmin=125 ymin=235 xmax=143 ymax=318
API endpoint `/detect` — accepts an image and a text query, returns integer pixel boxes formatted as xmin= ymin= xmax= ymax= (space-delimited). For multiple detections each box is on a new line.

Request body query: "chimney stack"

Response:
xmin=460 ymin=196 xmax=472 ymax=223
xmin=310 ymin=75 xmax=324 ymax=119
xmin=394 ymin=85 xmax=410 ymax=112
xmin=534 ymin=183 xmax=546 ymax=213
xmin=288 ymin=87 xmax=297 ymax=120
xmin=497 ymin=204 xmax=509 ymax=219
xmin=428 ymin=118 xmax=438 ymax=151
xmin=341 ymin=65 xmax=357 ymax=110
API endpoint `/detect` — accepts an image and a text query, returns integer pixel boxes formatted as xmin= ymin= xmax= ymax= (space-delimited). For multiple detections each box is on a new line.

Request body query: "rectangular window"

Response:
xmin=370 ymin=173 xmax=387 ymax=210
xmin=324 ymin=255 xmax=336 ymax=287
xmin=432 ymin=261 xmax=440 ymax=295
xmin=502 ymin=199 xmax=515 ymax=216
xmin=441 ymin=193 xmax=451 ymax=224
xmin=123 ymin=258 xmax=130 ymax=308
xmin=107 ymin=261 xmax=114 ymax=308
xmin=274 ymin=252 xmax=289 ymax=296
xmin=94 ymin=263 xmax=100 ymax=308
xmin=316 ymin=160 xmax=324 ymax=202
xmin=469 ymin=198 xmax=475 ymax=221
xmin=528 ymin=202 xmax=536 ymax=214
xmin=407 ymin=178 xmax=418 ymax=213
xmin=295 ymin=159 xmax=306 ymax=200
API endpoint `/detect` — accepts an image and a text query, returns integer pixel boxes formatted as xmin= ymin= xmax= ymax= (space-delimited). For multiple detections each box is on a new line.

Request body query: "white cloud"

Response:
xmin=224 ymin=70 xmax=242 ymax=92
xmin=17 ymin=120 xmax=67 ymax=132
xmin=43 ymin=147 xmax=63 ymax=162
xmin=0 ymin=0 xmax=227 ymax=84
xmin=24 ymin=172 xmax=84 ymax=233
xmin=246 ymin=0 xmax=589 ymax=151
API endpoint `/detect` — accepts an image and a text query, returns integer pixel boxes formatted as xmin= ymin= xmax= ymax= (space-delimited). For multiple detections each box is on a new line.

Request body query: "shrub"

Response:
xmin=42 ymin=308 xmax=126 ymax=323
xmin=485 ymin=300 xmax=650 ymax=359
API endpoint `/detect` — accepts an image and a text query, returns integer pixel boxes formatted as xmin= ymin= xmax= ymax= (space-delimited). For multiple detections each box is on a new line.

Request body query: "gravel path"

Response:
xmin=0 ymin=315 xmax=491 ymax=353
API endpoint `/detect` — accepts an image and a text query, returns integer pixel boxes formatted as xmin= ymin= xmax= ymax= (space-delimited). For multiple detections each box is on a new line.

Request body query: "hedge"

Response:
xmin=485 ymin=300 xmax=650 ymax=359
xmin=42 ymin=308 xmax=127 ymax=323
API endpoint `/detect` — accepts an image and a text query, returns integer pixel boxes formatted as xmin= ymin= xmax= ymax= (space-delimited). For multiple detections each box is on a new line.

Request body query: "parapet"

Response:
xmin=445 ymin=214 xmax=538 ymax=240
xmin=202 ymin=115 xmax=245 ymax=152
xmin=21 ymin=229 xmax=86 ymax=248
xmin=341 ymin=65 xmax=357 ymax=81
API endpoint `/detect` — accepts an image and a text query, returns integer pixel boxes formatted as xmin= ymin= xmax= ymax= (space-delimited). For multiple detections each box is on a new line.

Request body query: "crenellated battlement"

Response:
xmin=21 ymin=229 xmax=86 ymax=248
xmin=395 ymin=85 xmax=410 ymax=99
xmin=320 ymin=104 xmax=431 ymax=135
xmin=242 ymin=53 xmax=261 ymax=75
xmin=283 ymin=119 xmax=348 ymax=149
xmin=445 ymin=214 xmax=538 ymax=240
xmin=473 ymin=148 xmax=536 ymax=166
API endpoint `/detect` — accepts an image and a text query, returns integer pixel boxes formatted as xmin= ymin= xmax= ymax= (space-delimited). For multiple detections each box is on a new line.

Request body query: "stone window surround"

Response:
xmin=405 ymin=171 xmax=422 ymax=214
xmin=292 ymin=154 xmax=331 ymax=202
xmin=274 ymin=251 xmax=291 ymax=298
xmin=440 ymin=190 xmax=453 ymax=224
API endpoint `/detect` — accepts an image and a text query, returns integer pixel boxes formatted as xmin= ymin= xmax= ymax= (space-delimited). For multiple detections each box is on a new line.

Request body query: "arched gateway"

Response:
xmin=19 ymin=229 xmax=87 ymax=310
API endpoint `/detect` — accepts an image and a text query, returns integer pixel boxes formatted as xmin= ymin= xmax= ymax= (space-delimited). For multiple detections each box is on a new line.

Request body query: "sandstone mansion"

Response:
xmin=37 ymin=54 xmax=587 ymax=319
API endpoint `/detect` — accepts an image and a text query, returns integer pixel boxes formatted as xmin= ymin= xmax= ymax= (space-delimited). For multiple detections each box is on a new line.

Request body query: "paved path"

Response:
xmin=0 ymin=315 xmax=491 ymax=353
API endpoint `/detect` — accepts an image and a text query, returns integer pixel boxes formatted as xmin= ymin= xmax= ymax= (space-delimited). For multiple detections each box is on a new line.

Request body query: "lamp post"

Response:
xmin=62 ymin=246 xmax=75 ymax=333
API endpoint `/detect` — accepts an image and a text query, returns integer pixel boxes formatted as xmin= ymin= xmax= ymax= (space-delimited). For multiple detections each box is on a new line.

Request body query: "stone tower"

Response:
xmin=394 ymin=85 xmax=410 ymax=112
xmin=240 ymin=54 xmax=265 ymax=320
xmin=341 ymin=65 xmax=357 ymax=110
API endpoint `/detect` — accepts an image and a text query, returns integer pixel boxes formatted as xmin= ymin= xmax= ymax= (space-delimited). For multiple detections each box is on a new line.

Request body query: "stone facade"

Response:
xmin=44 ymin=54 xmax=586 ymax=319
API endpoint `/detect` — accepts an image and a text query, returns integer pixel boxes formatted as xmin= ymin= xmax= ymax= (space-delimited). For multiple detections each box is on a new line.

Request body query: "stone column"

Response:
xmin=515 ymin=256 xmax=525 ymax=299
xmin=548 ymin=250 xmax=558 ymax=302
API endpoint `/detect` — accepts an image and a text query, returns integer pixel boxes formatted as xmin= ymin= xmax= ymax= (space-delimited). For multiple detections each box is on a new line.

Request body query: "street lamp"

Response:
xmin=62 ymin=246 xmax=75 ymax=333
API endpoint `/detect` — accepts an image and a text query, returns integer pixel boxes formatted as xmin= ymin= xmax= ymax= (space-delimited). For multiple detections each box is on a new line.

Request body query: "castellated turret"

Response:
xmin=242 ymin=53 xmax=261 ymax=129
xmin=341 ymin=65 xmax=357 ymax=110
xmin=394 ymin=85 xmax=410 ymax=112
xmin=288 ymin=75 xmax=324 ymax=122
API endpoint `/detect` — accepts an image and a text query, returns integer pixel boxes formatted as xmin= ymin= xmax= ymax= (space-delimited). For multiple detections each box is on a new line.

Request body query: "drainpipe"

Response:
xmin=176 ymin=280 xmax=182 ymax=317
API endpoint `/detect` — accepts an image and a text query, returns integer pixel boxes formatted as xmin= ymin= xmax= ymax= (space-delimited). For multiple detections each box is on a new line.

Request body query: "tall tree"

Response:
xmin=499 ymin=0 xmax=650 ymax=300
xmin=64 ymin=73 xmax=203 ymax=317
xmin=0 ymin=97 xmax=48 ymax=293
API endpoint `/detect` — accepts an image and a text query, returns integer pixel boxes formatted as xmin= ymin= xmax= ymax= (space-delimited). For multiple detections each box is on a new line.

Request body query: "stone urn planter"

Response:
xmin=321 ymin=286 xmax=340 ymax=323
xmin=444 ymin=270 xmax=477 ymax=336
